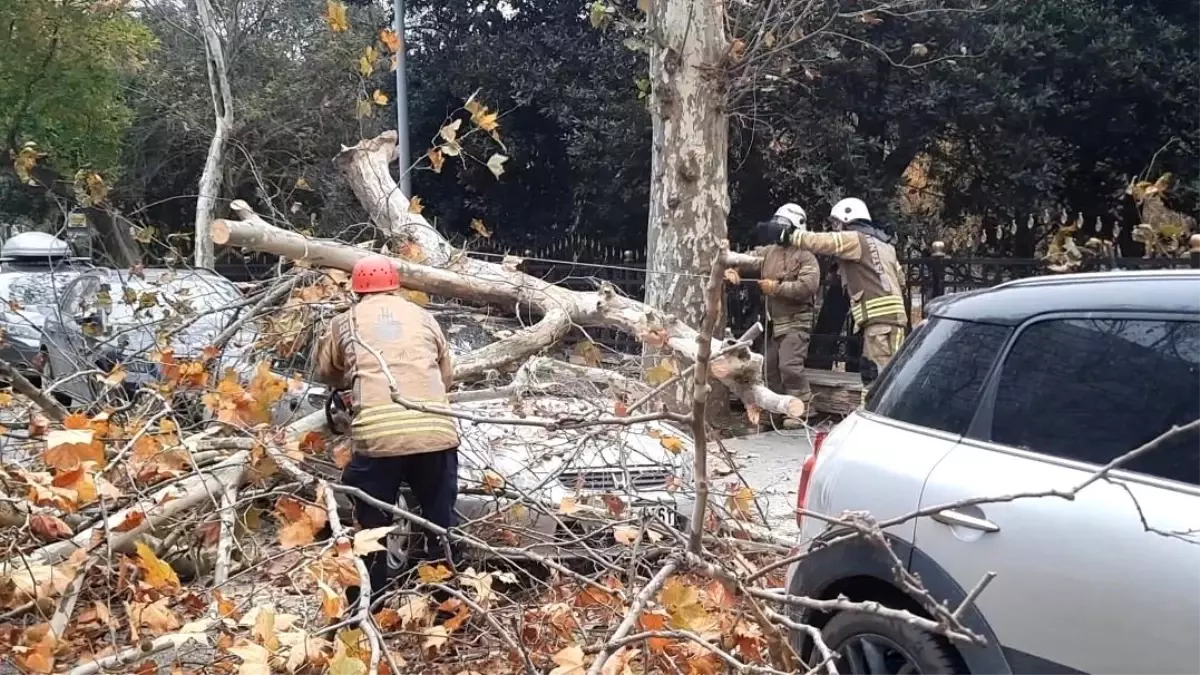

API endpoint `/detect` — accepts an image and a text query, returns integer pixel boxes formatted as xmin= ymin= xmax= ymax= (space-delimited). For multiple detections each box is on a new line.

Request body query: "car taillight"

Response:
xmin=795 ymin=430 xmax=827 ymax=528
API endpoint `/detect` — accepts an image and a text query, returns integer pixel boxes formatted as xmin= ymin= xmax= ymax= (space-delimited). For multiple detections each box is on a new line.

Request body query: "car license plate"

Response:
xmin=640 ymin=503 xmax=678 ymax=529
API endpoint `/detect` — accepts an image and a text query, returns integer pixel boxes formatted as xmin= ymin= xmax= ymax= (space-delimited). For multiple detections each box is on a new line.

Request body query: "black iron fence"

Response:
xmin=215 ymin=240 xmax=1200 ymax=365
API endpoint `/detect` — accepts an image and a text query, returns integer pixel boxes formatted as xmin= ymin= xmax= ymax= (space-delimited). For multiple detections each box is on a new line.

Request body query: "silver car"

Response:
xmin=0 ymin=232 xmax=89 ymax=379
xmin=786 ymin=270 xmax=1200 ymax=675
xmin=39 ymin=266 xmax=324 ymax=424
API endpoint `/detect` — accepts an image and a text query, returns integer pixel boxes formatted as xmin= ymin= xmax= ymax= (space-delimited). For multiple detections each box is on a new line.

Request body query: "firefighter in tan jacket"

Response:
xmin=745 ymin=204 xmax=820 ymax=428
xmin=314 ymin=255 xmax=459 ymax=602
xmin=763 ymin=198 xmax=906 ymax=395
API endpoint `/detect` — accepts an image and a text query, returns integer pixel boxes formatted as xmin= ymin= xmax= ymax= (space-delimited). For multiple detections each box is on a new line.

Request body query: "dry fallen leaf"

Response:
xmin=421 ymin=625 xmax=449 ymax=652
xmin=29 ymin=514 xmax=72 ymax=541
xmin=228 ymin=640 xmax=272 ymax=675
xmin=351 ymin=526 xmax=392 ymax=556
xmin=723 ymin=268 xmax=741 ymax=284
xmin=480 ymin=470 xmax=504 ymax=493
xmin=612 ymin=526 xmax=640 ymax=546
xmin=549 ymin=645 xmax=588 ymax=675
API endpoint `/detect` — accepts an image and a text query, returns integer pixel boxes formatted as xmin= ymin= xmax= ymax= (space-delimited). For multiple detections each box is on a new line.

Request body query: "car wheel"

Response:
xmin=817 ymin=611 xmax=964 ymax=675
xmin=385 ymin=491 xmax=418 ymax=573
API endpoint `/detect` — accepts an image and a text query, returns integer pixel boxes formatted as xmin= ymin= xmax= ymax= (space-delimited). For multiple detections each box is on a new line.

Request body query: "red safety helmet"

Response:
xmin=351 ymin=255 xmax=401 ymax=294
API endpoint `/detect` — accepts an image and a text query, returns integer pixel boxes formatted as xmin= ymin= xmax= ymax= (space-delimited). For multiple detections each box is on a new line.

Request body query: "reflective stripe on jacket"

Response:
xmin=788 ymin=227 xmax=906 ymax=331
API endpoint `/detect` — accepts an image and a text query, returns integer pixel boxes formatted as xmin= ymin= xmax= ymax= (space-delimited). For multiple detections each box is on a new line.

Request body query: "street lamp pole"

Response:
xmin=394 ymin=0 xmax=411 ymax=198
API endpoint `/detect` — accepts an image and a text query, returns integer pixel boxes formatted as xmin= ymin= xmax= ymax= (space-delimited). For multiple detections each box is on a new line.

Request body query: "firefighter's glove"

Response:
xmin=758 ymin=279 xmax=780 ymax=296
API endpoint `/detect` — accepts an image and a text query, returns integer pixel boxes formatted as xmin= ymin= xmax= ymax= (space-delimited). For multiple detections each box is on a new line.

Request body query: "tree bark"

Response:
xmin=646 ymin=0 xmax=731 ymax=409
xmin=210 ymin=201 xmax=803 ymax=420
xmin=333 ymin=132 xmax=455 ymax=267
xmin=193 ymin=0 xmax=234 ymax=269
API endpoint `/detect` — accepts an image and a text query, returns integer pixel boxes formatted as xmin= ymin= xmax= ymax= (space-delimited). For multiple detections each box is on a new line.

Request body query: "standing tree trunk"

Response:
xmin=193 ymin=0 xmax=233 ymax=269
xmin=646 ymin=0 xmax=730 ymax=409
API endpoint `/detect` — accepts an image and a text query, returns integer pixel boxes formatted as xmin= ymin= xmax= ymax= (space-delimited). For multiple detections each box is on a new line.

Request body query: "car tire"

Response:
xmin=817 ymin=611 xmax=964 ymax=675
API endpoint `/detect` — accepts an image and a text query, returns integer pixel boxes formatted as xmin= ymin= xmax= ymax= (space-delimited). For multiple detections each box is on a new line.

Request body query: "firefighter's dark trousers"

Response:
xmin=340 ymin=448 xmax=459 ymax=605
xmin=765 ymin=329 xmax=813 ymax=405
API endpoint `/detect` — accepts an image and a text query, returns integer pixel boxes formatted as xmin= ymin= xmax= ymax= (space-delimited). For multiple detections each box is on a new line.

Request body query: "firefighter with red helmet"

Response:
xmin=313 ymin=255 xmax=459 ymax=603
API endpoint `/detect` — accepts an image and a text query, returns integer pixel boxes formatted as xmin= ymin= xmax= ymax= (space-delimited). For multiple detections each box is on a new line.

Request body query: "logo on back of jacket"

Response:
xmin=375 ymin=306 xmax=403 ymax=343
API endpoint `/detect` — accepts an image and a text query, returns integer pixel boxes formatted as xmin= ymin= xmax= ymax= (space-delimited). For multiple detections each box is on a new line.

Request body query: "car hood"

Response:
xmin=454 ymin=395 xmax=694 ymax=494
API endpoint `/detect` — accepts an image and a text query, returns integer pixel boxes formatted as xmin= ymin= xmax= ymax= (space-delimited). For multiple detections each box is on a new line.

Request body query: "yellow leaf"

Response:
xmin=550 ymin=645 xmax=588 ymax=675
xmin=372 ymin=89 xmax=388 ymax=106
xmin=13 ymin=143 xmax=46 ymax=185
xmin=355 ymin=99 xmax=374 ymax=120
xmin=645 ymin=357 xmax=677 ymax=385
xmin=379 ymin=28 xmax=401 ymax=53
xmin=573 ymin=340 xmax=602 ymax=367
xmin=318 ymin=579 xmax=345 ymax=621
xmin=660 ymin=576 xmax=717 ymax=633
xmin=295 ymin=177 xmax=312 ymax=190
xmin=322 ymin=0 xmax=350 ymax=32
xmin=357 ymin=46 xmax=377 ymax=77
xmin=134 ymin=226 xmax=156 ymax=244
xmin=0 ymin=391 xmax=12 ymax=406
xmin=486 ymin=153 xmax=508 ymax=179
xmin=135 ymin=541 xmax=180 ymax=589
xmin=467 ymin=101 xmax=500 ymax=132
xmin=408 ymin=195 xmax=424 ymax=214
xmin=417 ymin=563 xmax=453 ymax=584
xmin=74 ymin=170 xmax=108 ymax=206
xmin=726 ymin=484 xmax=754 ymax=521
xmin=352 ymin=526 xmax=393 ymax=556
xmin=400 ymin=289 xmax=430 ymax=306
xmin=470 ymin=218 xmax=492 ymax=239
xmin=659 ymin=436 xmax=684 ymax=454
xmin=426 ymin=147 xmax=445 ymax=173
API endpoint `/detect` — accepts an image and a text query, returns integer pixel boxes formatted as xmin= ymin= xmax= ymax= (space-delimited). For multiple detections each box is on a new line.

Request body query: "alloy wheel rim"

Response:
xmin=833 ymin=633 xmax=923 ymax=675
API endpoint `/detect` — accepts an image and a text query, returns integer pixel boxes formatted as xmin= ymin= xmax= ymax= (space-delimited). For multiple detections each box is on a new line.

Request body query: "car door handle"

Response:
xmin=932 ymin=509 xmax=1000 ymax=533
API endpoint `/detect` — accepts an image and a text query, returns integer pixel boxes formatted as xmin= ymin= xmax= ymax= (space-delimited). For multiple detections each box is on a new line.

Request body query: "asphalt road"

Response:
xmin=720 ymin=429 xmax=817 ymax=539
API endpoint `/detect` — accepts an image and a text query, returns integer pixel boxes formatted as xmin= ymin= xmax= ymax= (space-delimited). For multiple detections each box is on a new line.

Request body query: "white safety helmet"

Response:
xmin=830 ymin=197 xmax=872 ymax=224
xmin=773 ymin=203 xmax=807 ymax=232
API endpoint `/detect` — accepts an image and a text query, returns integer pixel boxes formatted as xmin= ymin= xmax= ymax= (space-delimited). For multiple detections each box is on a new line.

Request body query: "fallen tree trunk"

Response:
xmin=212 ymin=203 xmax=802 ymax=420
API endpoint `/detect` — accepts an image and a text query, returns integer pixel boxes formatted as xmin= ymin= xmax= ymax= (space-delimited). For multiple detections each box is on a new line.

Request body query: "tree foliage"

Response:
xmin=0 ymin=0 xmax=154 ymax=175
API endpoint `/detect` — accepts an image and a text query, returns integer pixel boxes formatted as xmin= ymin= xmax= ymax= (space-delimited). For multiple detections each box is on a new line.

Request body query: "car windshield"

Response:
xmin=0 ymin=271 xmax=79 ymax=312
xmin=104 ymin=271 xmax=242 ymax=342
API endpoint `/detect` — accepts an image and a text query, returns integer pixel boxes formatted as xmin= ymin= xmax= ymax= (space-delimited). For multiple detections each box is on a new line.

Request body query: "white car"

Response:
xmin=786 ymin=270 xmax=1200 ymax=675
